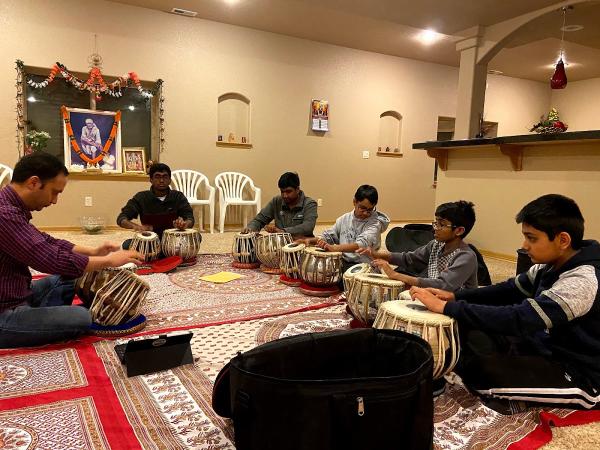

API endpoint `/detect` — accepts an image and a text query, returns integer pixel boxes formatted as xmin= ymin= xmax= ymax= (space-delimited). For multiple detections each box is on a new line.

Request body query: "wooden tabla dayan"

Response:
xmin=279 ymin=242 xmax=305 ymax=286
xmin=255 ymin=232 xmax=293 ymax=274
xmin=342 ymin=263 xmax=373 ymax=295
xmin=346 ymin=273 xmax=405 ymax=325
xmin=373 ymin=300 xmax=460 ymax=379
xmin=161 ymin=228 xmax=202 ymax=264
xmin=130 ymin=231 xmax=161 ymax=262
xmin=298 ymin=246 xmax=343 ymax=297
xmin=74 ymin=263 xmax=137 ymax=307
xmin=89 ymin=269 xmax=150 ymax=327
xmin=232 ymin=231 xmax=260 ymax=269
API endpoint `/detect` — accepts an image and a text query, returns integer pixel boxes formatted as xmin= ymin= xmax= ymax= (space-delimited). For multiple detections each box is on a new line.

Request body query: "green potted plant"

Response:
xmin=25 ymin=130 xmax=51 ymax=154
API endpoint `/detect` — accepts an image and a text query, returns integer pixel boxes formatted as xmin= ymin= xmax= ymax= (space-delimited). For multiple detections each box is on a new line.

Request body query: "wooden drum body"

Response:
xmin=130 ymin=231 xmax=161 ymax=262
xmin=89 ymin=270 xmax=150 ymax=327
xmin=346 ymin=273 xmax=405 ymax=325
xmin=373 ymin=300 xmax=460 ymax=379
xmin=279 ymin=242 xmax=305 ymax=286
xmin=232 ymin=231 xmax=259 ymax=268
xmin=342 ymin=263 xmax=373 ymax=295
xmin=161 ymin=228 xmax=202 ymax=263
xmin=255 ymin=232 xmax=293 ymax=273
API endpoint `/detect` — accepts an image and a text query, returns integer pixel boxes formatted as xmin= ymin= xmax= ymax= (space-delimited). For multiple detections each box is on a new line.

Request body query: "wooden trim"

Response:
xmin=69 ymin=172 xmax=149 ymax=181
xmin=216 ymin=142 xmax=253 ymax=149
xmin=376 ymin=151 xmax=403 ymax=158
xmin=479 ymin=249 xmax=517 ymax=262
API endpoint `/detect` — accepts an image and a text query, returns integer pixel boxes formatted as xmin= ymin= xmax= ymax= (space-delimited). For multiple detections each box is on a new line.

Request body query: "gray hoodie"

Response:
xmin=322 ymin=210 xmax=390 ymax=264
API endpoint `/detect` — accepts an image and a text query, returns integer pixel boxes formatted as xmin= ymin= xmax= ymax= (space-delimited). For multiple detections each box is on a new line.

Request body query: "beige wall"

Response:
xmin=551 ymin=77 xmax=600 ymax=131
xmin=0 ymin=0 xmax=554 ymax=236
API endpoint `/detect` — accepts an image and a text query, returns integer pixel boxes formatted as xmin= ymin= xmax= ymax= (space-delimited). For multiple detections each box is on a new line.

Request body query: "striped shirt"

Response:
xmin=0 ymin=185 xmax=89 ymax=312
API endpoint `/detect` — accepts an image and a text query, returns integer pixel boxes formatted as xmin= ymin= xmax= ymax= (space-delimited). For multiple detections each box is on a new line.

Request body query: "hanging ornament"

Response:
xmin=551 ymin=7 xmax=569 ymax=90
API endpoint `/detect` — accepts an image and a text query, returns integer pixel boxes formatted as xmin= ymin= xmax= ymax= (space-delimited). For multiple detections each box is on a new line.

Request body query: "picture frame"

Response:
xmin=122 ymin=147 xmax=147 ymax=174
xmin=311 ymin=99 xmax=329 ymax=132
xmin=62 ymin=107 xmax=122 ymax=173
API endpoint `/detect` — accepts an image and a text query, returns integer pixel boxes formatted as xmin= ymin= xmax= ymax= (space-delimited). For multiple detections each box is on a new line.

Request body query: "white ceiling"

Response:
xmin=111 ymin=0 xmax=600 ymax=82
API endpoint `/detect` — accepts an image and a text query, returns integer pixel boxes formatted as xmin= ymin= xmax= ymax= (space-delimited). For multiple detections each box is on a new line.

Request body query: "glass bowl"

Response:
xmin=80 ymin=216 xmax=106 ymax=234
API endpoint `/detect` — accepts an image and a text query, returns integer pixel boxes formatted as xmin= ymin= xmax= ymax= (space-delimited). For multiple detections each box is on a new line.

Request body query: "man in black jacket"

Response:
xmin=411 ymin=194 xmax=600 ymax=412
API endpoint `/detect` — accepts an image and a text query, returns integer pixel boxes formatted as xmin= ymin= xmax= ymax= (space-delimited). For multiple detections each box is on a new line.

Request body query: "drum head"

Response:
xmin=282 ymin=242 xmax=305 ymax=252
xmin=381 ymin=300 xmax=454 ymax=325
xmin=136 ymin=231 xmax=158 ymax=240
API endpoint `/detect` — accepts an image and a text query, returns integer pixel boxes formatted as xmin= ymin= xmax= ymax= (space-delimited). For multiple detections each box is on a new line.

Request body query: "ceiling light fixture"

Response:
xmin=561 ymin=24 xmax=583 ymax=32
xmin=551 ymin=7 xmax=570 ymax=89
xmin=223 ymin=0 xmax=241 ymax=5
xmin=415 ymin=29 xmax=443 ymax=46
xmin=171 ymin=8 xmax=198 ymax=17
xmin=487 ymin=69 xmax=504 ymax=76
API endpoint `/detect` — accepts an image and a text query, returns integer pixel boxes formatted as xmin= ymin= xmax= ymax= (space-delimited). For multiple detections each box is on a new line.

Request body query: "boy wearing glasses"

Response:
xmin=410 ymin=195 xmax=600 ymax=412
xmin=359 ymin=200 xmax=477 ymax=290
xmin=117 ymin=163 xmax=194 ymax=239
xmin=301 ymin=185 xmax=389 ymax=272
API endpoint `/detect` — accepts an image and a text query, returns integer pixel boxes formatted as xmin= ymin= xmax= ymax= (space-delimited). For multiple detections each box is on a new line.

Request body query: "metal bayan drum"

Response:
xmin=130 ymin=231 xmax=161 ymax=262
xmin=299 ymin=247 xmax=343 ymax=286
xmin=75 ymin=264 xmax=137 ymax=307
xmin=255 ymin=232 xmax=292 ymax=274
xmin=89 ymin=270 xmax=150 ymax=327
xmin=346 ymin=273 xmax=405 ymax=326
xmin=279 ymin=242 xmax=306 ymax=286
xmin=342 ymin=263 xmax=374 ymax=295
xmin=374 ymin=300 xmax=459 ymax=379
xmin=232 ymin=231 xmax=260 ymax=269
xmin=161 ymin=228 xmax=202 ymax=263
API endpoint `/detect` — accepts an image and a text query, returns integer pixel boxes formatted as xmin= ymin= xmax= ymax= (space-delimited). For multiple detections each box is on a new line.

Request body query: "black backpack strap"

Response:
xmin=211 ymin=361 xmax=232 ymax=417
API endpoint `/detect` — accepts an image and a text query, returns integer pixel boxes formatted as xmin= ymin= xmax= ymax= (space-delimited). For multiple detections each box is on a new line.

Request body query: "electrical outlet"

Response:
xmin=362 ymin=150 xmax=370 ymax=159
xmin=317 ymin=198 xmax=323 ymax=207
xmin=84 ymin=196 xmax=93 ymax=207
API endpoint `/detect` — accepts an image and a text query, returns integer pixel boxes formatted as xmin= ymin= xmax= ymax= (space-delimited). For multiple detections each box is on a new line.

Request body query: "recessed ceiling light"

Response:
xmin=488 ymin=69 xmax=504 ymax=75
xmin=171 ymin=7 xmax=197 ymax=17
xmin=415 ymin=29 xmax=444 ymax=45
xmin=561 ymin=24 xmax=584 ymax=32
xmin=224 ymin=0 xmax=241 ymax=5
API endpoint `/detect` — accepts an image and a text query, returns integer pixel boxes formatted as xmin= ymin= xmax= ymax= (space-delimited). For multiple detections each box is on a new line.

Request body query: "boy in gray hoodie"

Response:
xmin=302 ymin=185 xmax=390 ymax=272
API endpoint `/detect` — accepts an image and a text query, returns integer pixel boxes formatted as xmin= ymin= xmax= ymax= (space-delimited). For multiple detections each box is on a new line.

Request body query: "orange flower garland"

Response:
xmin=61 ymin=106 xmax=121 ymax=165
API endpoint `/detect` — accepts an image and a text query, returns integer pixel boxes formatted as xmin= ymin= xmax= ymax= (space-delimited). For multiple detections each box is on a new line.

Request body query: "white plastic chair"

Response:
xmin=171 ymin=170 xmax=216 ymax=233
xmin=0 ymin=164 xmax=13 ymax=187
xmin=214 ymin=172 xmax=261 ymax=233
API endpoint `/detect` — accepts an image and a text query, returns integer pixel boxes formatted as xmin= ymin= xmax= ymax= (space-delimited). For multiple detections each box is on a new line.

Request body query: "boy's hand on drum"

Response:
xmin=294 ymin=238 xmax=308 ymax=245
xmin=108 ymin=250 xmax=144 ymax=267
xmin=173 ymin=217 xmax=187 ymax=230
xmin=413 ymin=287 xmax=455 ymax=302
xmin=355 ymin=247 xmax=373 ymax=258
xmin=372 ymin=259 xmax=394 ymax=276
xmin=409 ymin=287 xmax=447 ymax=314
xmin=315 ymin=238 xmax=328 ymax=249
xmin=93 ymin=242 xmax=121 ymax=256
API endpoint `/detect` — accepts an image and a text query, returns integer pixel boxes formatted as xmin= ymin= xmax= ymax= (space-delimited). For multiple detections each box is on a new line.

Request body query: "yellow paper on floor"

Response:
xmin=199 ymin=271 xmax=244 ymax=284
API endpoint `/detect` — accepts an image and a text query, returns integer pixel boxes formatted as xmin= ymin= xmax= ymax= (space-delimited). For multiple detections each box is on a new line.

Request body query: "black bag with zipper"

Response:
xmin=212 ymin=328 xmax=434 ymax=450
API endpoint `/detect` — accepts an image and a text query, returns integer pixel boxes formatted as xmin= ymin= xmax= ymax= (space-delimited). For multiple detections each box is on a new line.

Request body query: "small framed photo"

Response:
xmin=122 ymin=147 xmax=146 ymax=174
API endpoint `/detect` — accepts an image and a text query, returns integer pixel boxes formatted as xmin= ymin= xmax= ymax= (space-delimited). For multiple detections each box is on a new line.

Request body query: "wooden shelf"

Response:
xmin=69 ymin=172 xmax=148 ymax=181
xmin=216 ymin=141 xmax=253 ymax=149
xmin=376 ymin=151 xmax=403 ymax=158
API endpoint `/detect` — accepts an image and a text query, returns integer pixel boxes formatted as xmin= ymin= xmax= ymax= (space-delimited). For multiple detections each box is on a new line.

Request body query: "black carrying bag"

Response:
xmin=212 ymin=328 xmax=434 ymax=450
xmin=386 ymin=225 xmax=434 ymax=254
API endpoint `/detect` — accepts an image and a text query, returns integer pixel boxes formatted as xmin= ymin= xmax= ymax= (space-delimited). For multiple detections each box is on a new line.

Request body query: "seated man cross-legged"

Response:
xmin=0 ymin=153 xmax=143 ymax=348
xmin=411 ymin=194 xmax=600 ymax=413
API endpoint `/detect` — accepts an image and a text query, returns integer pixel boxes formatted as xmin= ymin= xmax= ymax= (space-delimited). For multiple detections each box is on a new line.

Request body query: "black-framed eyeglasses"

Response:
xmin=432 ymin=221 xmax=456 ymax=230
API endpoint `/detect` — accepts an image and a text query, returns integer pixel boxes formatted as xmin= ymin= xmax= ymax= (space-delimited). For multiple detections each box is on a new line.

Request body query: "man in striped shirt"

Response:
xmin=0 ymin=152 xmax=144 ymax=348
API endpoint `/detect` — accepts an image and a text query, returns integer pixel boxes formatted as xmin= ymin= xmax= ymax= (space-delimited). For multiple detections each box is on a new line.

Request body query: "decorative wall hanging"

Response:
xmin=123 ymin=147 xmax=146 ymax=174
xmin=62 ymin=106 xmax=122 ymax=172
xmin=311 ymin=99 xmax=329 ymax=132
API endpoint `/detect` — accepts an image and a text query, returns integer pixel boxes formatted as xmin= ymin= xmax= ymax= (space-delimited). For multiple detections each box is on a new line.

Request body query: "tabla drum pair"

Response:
xmin=346 ymin=273 xmax=405 ymax=326
xmin=161 ymin=228 xmax=202 ymax=265
xmin=75 ymin=265 xmax=150 ymax=336
xmin=130 ymin=231 xmax=161 ymax=262
xmin=298 ymin=247 xmax=343 ymax=297
xmin=342 ymin=263 xmax=374 ymax=295
xmin=374 ymin=300 xmax=459 ymax=380
xmin=279 ymin=242 xmax=305 ymax=286
xmin=256 ymin=232 xmax=293 ymax=274
xmin=232 ymin=231 xmax=260 ymax=269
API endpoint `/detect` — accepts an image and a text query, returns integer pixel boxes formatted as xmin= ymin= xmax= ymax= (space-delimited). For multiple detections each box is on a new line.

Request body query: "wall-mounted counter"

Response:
xmin=413 ymin=130 xmax=600 ymax=171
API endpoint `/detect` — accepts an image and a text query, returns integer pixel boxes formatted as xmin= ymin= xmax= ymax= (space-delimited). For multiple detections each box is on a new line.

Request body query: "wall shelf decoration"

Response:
xmin=377 ymin=111 xmax=403 ymax=157
xmin=217 ymin=92 xmax=251 ymax=147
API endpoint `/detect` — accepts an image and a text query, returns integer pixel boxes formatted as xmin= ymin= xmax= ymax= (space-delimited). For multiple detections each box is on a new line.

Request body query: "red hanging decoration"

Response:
xmin=551 ymin=58 xmax=567 ymax=90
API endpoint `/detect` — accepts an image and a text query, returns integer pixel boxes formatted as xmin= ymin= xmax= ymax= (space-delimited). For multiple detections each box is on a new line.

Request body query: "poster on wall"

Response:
xmin=62 ymin=107 xmax=122 ymax=173
xmin=311 ymin=99 xmax=329 ymax=132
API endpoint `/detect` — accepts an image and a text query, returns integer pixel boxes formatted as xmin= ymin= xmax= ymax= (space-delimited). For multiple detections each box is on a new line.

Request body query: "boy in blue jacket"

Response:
xmin=411 ymin=194 xmax=600 ymax=412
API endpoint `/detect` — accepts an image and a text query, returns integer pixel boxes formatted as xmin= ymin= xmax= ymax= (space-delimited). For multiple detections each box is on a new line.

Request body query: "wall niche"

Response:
xmin=377 ymin=110 xmax=402 ymax=157
xmin=217 ymin=92 xmax=252 ymax=148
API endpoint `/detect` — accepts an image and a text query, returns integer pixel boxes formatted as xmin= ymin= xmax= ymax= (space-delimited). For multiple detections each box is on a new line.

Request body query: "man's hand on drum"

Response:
xmin=371 ymin=259 xmax=395 ymax=277
xmin=409 ymin=287 xmax=449 ymax=314
xmin=264 ymin=224 xmax=283 ymax=233
xmin=93 ymin=242 xmax=121 ymax=256
xmin=173 ymin=217 xmax=187 ymax=230
xmin=107 ymin=249 xmax=145 ymax=267
xmin=315 ymin=238 xmax=330 ymax=250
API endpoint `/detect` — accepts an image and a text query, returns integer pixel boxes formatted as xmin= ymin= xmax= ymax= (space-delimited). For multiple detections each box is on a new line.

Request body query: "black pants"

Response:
xmin=456 ymin=329 xmax=600 ymax=410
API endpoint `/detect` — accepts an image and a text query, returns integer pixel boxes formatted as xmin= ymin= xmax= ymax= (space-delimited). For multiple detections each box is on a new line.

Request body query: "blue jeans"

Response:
xmin=0 ymin=275 xmax=91 ymax=348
